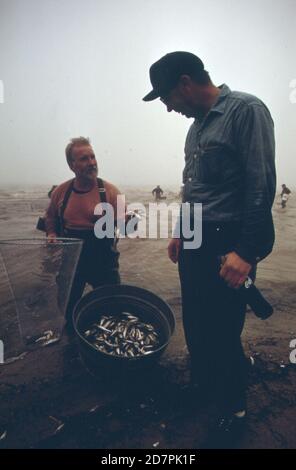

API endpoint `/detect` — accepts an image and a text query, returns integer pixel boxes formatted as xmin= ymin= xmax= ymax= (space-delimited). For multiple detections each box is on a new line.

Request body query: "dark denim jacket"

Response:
xmin=182 ymin=84 xmax=276 ymax=263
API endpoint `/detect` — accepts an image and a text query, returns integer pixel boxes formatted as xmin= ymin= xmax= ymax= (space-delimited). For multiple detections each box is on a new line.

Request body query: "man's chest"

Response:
xmin=183 ymin=115 xmax=240 ymax=185
xmin=64 ymin=191 xmax=101 ymax=221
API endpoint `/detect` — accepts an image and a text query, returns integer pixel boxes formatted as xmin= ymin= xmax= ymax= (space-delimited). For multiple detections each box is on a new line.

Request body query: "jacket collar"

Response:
xmin=209 ymin=83 xmax=231 ymax=114
xmin=193 ymin=83 xmax=231 ymax=125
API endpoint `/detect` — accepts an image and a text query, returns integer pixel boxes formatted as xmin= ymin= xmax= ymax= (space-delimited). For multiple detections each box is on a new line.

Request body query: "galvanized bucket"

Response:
xmin=73 ymin=284 xmax=175 ymax=376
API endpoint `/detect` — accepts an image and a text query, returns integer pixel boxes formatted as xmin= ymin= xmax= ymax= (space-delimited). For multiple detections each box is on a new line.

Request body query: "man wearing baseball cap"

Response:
xmin=143 ymin=52 xmax=276 ymax=447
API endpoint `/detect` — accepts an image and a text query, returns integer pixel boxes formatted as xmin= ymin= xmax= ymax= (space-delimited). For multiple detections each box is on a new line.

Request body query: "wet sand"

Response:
xmin=0 ymin=186 xmax=296 ymax=449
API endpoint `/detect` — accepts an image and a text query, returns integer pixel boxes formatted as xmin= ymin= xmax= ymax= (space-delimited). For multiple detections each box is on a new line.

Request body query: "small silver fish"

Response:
xmin=84 ymin=312 xmax=160 ymax=357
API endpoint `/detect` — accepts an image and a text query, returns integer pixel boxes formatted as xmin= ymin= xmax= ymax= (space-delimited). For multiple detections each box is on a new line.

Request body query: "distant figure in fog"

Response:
xmin=48 ymin=185 xmax=57 ymax=199
xmin=152 ymin=185 xmax=164 ymax=201
xmin=179 ymin=185 xmax=184 ymax=199
xmin=280 ymin=184 xmax=291 ymax=208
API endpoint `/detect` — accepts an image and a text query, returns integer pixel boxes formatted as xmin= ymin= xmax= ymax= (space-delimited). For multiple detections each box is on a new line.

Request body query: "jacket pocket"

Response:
xmin=198 ymin=145 xmax=224 ymax=184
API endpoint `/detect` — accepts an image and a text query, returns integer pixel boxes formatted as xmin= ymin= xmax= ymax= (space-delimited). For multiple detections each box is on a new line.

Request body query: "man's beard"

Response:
xmin=85 ymin=167 xmax=98 ymax=178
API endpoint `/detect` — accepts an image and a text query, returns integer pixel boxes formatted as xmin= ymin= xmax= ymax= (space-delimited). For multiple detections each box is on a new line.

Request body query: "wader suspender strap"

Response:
xmin=97 ymin=177 xmax=106 ymax=203
xmin=59 ymin=178 xmax=106 ymax=235
xmin=58 ymin=179 xmax=75 ymax=236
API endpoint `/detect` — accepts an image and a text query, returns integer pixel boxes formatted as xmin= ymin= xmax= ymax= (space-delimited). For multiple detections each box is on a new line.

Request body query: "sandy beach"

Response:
xmin=0 ymin=185 xmax=296 ymax=449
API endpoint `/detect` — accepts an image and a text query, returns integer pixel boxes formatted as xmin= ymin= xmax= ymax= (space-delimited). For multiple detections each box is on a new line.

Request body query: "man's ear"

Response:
xmin=178 ymin=75 xmax=193 ymax=95
xmin=179 ymin=75 xmax=192 ymax=88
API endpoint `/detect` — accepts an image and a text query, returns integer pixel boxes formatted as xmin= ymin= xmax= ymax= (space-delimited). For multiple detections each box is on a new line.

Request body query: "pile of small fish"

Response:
xmin=83 ymin=312 xmax=160 ymax=357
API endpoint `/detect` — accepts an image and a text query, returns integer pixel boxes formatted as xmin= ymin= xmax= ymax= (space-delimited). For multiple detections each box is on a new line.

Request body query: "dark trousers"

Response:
xmin=65 ymin=229 xmax=120 ymax=321
xmin=178 ymin=222 xmax=250 ymax=413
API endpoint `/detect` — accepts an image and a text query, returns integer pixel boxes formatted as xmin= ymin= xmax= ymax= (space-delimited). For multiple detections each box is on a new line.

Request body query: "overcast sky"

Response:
xmin=0 ymin=0 xmax=295 ymax=188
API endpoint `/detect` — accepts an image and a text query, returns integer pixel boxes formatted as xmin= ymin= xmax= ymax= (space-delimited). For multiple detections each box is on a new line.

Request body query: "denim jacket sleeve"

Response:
xmin=233 ymin=102 xmax=276 ymax=263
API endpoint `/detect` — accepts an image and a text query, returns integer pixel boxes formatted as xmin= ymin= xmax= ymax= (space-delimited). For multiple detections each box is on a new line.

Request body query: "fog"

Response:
xmin=0 ymin=0 xmax=295 ymax=188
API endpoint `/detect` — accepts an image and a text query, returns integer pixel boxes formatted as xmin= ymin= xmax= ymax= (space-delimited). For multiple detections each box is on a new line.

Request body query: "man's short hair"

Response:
xmin=65 ymin=137 xmax=91 ymax=166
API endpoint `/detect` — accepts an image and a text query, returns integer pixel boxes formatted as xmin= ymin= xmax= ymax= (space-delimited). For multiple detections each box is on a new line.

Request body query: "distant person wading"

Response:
xmin=152 ymin=185 xmax=164 ymax=201
xmin=48 ymin=185 xmax=57 ymax=199
xmin=280 ymin=184 xmax=291 ymax=208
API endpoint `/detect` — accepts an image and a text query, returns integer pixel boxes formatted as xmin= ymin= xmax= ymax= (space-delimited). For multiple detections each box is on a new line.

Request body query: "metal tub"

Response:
xmin=73 ymin=284 xmax=175 ymax=376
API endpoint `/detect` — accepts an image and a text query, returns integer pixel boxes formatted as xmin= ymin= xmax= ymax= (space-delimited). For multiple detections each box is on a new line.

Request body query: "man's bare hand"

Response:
xmin=168 ymin=238 xmax=182 ymax=263
xmin=219 ymin=251 xmax=252 ymax=289
xmin=47 ymin=233 xmax=58 ymax=244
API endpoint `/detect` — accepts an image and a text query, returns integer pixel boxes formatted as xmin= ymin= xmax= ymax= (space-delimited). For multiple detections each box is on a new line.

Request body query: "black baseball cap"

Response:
xmin=143 ymin=51 xmax=204 ymax=102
